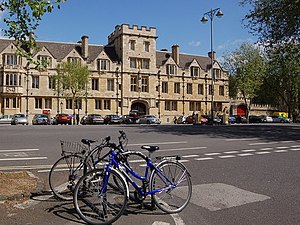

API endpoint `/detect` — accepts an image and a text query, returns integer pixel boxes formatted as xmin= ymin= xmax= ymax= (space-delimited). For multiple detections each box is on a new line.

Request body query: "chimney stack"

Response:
xmin=172 ymin=44 xmax=180 ymax=65
xmin=208 ymin=51 xmax=216 ymax=60
xmin=81 ymin=35 xmax=89 ymax=59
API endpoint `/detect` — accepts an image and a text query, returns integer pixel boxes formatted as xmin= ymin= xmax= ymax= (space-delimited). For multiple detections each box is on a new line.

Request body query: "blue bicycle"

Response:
xmin=73 ymin=136 xmax=192 ymax=225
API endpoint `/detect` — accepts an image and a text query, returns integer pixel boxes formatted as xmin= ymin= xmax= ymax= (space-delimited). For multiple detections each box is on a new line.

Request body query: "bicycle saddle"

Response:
xmin=81 ymin=139 xmax=96 ymax=145
xmin=141 ymin=145 xmax=159 ymax=152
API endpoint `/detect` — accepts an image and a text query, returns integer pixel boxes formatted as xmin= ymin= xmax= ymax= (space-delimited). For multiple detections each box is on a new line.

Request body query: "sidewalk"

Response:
xmin=0 ymin=171 xmax=40 ymax=202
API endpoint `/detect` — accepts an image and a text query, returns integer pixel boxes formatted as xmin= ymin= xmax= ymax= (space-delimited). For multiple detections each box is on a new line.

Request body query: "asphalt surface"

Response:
xmin=0 ymin=123 xmax=299 ymax=225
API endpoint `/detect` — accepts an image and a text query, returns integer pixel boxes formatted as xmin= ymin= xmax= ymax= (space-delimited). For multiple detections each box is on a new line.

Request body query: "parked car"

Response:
xmin=0 ymin=114 xmax=13 ymax=124
xmin=138 ymin=115 xmax=161 ymax=124
xmin=55 ymin=113 xmax=72 ymax=125
xmin=249 ymin=115 xmax=263 ymax=123
xmin=104 ymin=114 xmax=122 ymax=124
xmin=32 ymin=114 xmax=51 ymax=125
xmin=177 ymin=115 xmax=187 ymax=124
xmin=81 ymin=114 xmax=104 ymax=125
xmin=199 ymin=115 xmax=209 ymax=124
xmin=228 ymin=115 xmax=236 ymax=124
xmin=129 ymin=110 xmax=140 ymax=123
xmin=11 ymin=113 xmax=28 ymax=125
xmin=271 ymin=116 xmax=290 ymax=123
xmin=259 ymin=115 xmax=273 ymax=123
xmin=121 ymin=115 xmax=135 ymax=124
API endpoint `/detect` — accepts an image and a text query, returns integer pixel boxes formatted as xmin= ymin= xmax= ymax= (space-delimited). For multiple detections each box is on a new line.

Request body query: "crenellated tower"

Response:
xmin=108 ymin=24 xmax=157 ymax=73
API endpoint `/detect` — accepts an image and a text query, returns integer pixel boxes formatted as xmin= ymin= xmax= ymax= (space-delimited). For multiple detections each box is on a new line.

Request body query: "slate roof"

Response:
xmin=1 ymin=38 xmax=211 ymax=69
xmin=156 ymin=50 xmax=211 ymax=71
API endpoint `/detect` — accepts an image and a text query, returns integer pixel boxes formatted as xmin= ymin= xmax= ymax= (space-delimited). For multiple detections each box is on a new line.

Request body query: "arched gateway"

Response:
xmin=130 ymin=101 xmax=147 ymax=116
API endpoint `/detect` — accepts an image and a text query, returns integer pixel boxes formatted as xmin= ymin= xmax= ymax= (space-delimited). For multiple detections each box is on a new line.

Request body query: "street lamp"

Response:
xmin=60 ymin=101 xmax=63 ymax=114
xmin=201 ymin=8 xmax=223 ymax=123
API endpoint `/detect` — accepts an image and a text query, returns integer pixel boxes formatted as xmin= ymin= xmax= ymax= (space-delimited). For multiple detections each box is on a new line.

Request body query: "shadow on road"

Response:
xmin=131 ymin=124 xmax=300 ymax=141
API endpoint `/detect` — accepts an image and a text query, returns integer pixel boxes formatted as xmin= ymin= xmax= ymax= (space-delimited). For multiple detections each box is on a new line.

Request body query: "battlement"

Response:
xmin=108 ymin=24 xmax=157 ymax=43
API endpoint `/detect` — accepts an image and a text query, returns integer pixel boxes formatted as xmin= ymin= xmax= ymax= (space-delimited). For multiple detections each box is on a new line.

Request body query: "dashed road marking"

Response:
xmin=274 ymin=150 xmax=288 ymax=153
xmin=195 ymin=157 xmax=214 ymax=161
xmin=182 ymin=155 xmax=200 ymax=158
xmin=276 ymin=146 xmax=289 ymax=149
xmin=237 ymin=153 xmax=253 ymax=157
xmin=241 ymin=149 xmax=256 ymax=152
xmin=249 ymin=142 xmax=279 ymax=146
xmin=218 ymin=155 xmax=236 ymax=159
xmin=0 ymin=148 xmax=39 ymax=152
xmin=0 ymin=157 xmax=47 ymax=161
xmin=205 ymin=152 xmax=221 ymax=156
xmin=224 ymin=151 xmax=239 ymax=154
xmin=255 ymin=151 xmax=271 ymax=155
xmin=260 ymin=147 xmax=273 ymax=150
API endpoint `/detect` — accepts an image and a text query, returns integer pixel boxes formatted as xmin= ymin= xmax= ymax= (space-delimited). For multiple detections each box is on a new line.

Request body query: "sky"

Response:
xmin=0 ymin=0 xmax=256 ymax=60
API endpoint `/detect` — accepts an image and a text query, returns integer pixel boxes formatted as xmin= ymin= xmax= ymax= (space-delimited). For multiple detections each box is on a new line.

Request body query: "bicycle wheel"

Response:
xmin=73 ymin=168 xmax=128 ymax=225
xmin=149 ymin=161 xmax=192 ymax=213
xmin=49 ymin=154 xmax=86 ymax=201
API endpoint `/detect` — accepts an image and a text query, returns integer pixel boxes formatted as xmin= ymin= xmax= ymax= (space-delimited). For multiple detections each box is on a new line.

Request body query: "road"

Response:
xmin=0 ymin=123 xmax=299 ymax=225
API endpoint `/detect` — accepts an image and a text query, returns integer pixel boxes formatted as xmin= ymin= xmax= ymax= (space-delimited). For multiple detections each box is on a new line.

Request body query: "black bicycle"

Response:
xmin=49 ymin=131 xmax=128 ymax=201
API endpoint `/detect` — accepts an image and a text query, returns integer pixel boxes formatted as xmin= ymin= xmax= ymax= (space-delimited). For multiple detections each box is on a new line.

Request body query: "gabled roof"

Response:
xmin=0 ymin=39 xmax=16 ymax=52
xmin=156 ymin=50 xmax=211 ymax=71
xmin=0 ymin=39 xmax=120 ymax=63
xmin=35 ymin=41 xmax=80 ymax=61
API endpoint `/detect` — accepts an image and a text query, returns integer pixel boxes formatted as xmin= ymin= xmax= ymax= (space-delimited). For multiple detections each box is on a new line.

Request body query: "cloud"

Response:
xmin=188 ymin=41 xmax=201 ymax=47
xmin=217 ymin=38 xmax=254 ymax=51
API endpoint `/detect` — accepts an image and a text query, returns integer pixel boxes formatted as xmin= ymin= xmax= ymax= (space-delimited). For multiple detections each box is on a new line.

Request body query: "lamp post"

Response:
xmin=201 ymin=8 xmax=223 ymax=123
xmin=60 ymin=101 xmax=63 ymax=114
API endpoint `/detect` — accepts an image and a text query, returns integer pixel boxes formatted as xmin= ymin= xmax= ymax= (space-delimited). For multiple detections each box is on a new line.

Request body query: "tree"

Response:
xmin=0 ymin=0 xmax=65 ymax=65
xmin=223 ymin=43 xmax=266 ymax=120
xmin=55 ymin=61 xmax=90 ymax=123
xmin=263 ymin=42 xmax=300 ymax=120
xmin=240 ymin=0 xmax=300 ymax=45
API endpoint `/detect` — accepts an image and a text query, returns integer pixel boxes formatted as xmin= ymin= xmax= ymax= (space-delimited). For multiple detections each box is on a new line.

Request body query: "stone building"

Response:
xmin=0 ymin=24 xmax=229 ymax=123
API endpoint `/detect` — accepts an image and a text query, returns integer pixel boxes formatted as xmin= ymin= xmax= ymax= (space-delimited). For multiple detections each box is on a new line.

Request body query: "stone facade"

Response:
xmin=0 ymin=24 xmax=229 ymax=123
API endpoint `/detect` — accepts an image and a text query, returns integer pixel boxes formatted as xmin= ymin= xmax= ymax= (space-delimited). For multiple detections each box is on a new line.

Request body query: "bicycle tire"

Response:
xmin=73 ymin=168 xmax=128 ymax=225
xmin=149 ymin=160 xmax=192 ymax=213
xmin=49 ymin=154 xmax=87 ymax=201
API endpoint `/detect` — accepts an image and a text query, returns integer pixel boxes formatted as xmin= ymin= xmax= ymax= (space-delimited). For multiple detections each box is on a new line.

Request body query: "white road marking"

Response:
xmin=249 ymin=142 xmax=279 ymax=146
xmin=226 ymin=138 xmax=259 ymax=141
xmin=159 ymin=147 xmax=207 ymax=152
xmin=205 ymin=152 xmax=221 ymax=156
xmin=182 ymin=155 xmax=200 ymax=158
xmin=255 ymin=151 xmax=271 ymax=155
xmin=128 ymin=141 xmax=187 ymax=146
xmin=190 ymin=183 xmax=270 ymax=211
xmin=152 ymin=222 xmax=170 ymax=225
xmin=280 ymin=141 xmax=294 ymax=143
xmin=195 ymin=157 xmax=214 ymax=161
xmin=241 ymin=149 xmax=256 ymax=152
xmin=224 ymin=151 xmax=239 ymax=154
xmin=0 ymin=157 xmax=47 ymax=161
xmin=218 ymin=155 xmax=236 ymax=159
xmin=237 ymin=153 xmax=254 ymax=157
xmin=290 ymin=148 xmax=300 ymax=151
xmin=178 ymin=159 xmax=189 ymax=163
xmin=291 ymin=145 xmax=300 ymax=148
xmin=276 ymin=146 xmax=289 ymax=149
xmin=260 ymin=148 xmax=273 ymax=150
xmin=0 ymin=148 xmax=39 ymax=153
xmin=274 ymin=150 xmax=288 ymax=153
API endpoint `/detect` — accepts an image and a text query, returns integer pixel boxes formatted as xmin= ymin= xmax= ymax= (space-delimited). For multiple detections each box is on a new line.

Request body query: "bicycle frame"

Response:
xmin=101 ymin=146 xmax=176 ymax=198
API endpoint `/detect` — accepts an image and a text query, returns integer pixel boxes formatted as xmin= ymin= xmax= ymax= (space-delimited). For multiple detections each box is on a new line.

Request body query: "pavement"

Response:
xmin=0 ymin=171 xmax=42 ymax=202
